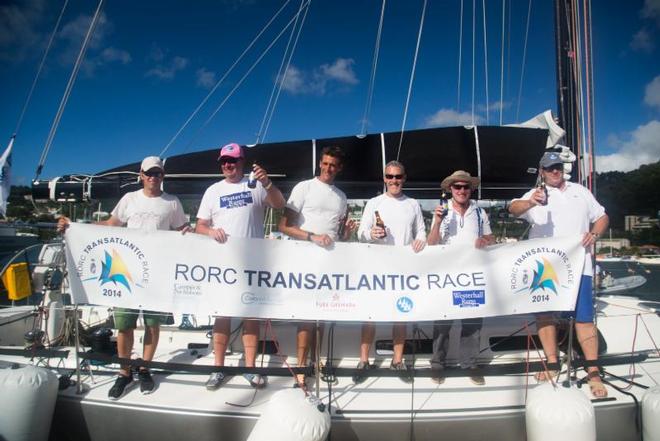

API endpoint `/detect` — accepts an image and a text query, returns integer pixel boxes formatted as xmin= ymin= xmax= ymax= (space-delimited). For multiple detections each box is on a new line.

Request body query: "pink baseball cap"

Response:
xmin=218 ymin=143 xmax=244 ymax=160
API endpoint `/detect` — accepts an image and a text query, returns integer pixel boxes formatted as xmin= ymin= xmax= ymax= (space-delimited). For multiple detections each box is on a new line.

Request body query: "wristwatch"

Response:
xmin=307 ymin=232 xmax=313 ymax=241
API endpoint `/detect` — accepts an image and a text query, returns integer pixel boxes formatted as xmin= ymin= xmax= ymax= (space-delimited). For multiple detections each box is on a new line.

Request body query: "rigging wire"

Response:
xmin=360 ymin=0 xmax=387 ymax=136
xmin=471 ymin=0 xmax=476 ymax=125
xmin=457 ymin=0 xmax=464 ymax=111
xmin=255 ymin=0 xmax=306 ymax=145
xmin=159 ymin=0 xmax=293 ymax=158
xmin=583 ymin=0 xmax=595 ymax=191
xmin=482 ymin=0 xmax=489 ymax=124
xmin=259 ymin=0 xmax=311 ymax=144
xmin=35 ymin=0 xmax=104 ymax=180
xmin=515 ymin=0 xmax=532 ymax=122
xmin=499 ymin=0 xmax=505 ymax=125
xmin=396 ymin=0 xmax=427 ymax=161
xmin=182 ymin=4 xmax=310 ymax=153
xmin=14 ymin=0 xmax=69 ymax=138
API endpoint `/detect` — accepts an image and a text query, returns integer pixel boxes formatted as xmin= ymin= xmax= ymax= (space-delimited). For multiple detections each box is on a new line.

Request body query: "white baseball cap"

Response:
xmin=141 ymin=156 xmax=164 ymax=172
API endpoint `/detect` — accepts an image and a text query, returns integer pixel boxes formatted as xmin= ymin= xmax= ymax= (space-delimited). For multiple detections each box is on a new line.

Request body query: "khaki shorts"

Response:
xmin=112 ymin=308 xmax=173 ymax=331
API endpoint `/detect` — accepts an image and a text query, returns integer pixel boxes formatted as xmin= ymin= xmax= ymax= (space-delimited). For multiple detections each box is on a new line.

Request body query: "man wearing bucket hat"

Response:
xmin=58 ymin=156 xmax=189 ymax=400
xmin=195 ymin=143 xmax=285 ymax=391
xmin=509 ymin=151 xmax=609 ymax=398
xmin=427 ymin=170 xmax=495 ymax=385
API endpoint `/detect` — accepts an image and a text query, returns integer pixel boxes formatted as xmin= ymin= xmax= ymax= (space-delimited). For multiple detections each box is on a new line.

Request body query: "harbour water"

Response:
xmin=598 ymin=260 xmax=660 ymax=302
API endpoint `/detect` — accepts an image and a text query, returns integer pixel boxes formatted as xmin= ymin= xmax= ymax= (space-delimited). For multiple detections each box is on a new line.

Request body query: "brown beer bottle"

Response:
xmin=374 ymin=210 xmax=387 ymax=238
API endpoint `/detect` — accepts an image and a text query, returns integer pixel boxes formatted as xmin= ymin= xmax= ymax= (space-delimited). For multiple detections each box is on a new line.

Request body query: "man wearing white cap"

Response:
xmin=195 ymin=143 xmax=285 ymax=390
xmin=427 ymin=170 xmax=495 ymax=386
xmin=58 ymin=156 xmax=188 ymax=400
xmin=509 ymin=151 xmax=609 ymax=398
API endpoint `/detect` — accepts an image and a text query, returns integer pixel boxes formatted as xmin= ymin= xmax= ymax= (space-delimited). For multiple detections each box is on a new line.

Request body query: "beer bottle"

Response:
xmin=247 ymin=163 xmax=257 ymax=189
xmin=374 ymin=210 xmax=387 ymax=238
xmin=536 ymin=177 xmax=548 ymax=206
xmin=440 ymin=192 xmax=449 ymax=216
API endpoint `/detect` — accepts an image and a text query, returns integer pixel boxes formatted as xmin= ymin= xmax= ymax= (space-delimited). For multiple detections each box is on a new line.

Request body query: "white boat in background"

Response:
xmin=596 ymin=274 xmax=647 ymax=294
xmin=635 ymin=256 xmax=660 ymax=266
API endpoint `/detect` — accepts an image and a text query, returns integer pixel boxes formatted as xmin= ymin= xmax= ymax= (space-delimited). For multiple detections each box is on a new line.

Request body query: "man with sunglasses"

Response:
xmin=509 ymin=151 xmax=609 ymax=398
xmin=196 ymin=143 xmax=285 ymax=391
xmin=427 ymin=170 xmax=495 ymax=386
xmin=352 ymin=160 xmax=426 ymax=384
xmin=278 ymin=146 xmax=356 ymax=387
xmin=58 ymin=156 xmax=189 ymax=400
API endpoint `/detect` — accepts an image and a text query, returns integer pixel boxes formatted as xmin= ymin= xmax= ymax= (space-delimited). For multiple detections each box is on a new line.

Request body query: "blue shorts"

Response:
xmin=562 ymin=275 xmax=594 ymax=323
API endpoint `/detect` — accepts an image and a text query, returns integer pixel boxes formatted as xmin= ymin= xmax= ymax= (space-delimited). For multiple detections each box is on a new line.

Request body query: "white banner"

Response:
xmin=65 ymin=224 xmax=586 ymax=322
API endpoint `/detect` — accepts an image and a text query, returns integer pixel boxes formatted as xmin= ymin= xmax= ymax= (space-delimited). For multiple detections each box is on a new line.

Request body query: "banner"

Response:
xmin=65 ymin=224 xmax=586 ymax=322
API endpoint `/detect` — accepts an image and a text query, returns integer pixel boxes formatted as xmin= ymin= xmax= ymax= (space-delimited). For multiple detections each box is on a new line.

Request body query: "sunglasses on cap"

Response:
xmin=385 ymin=174 xmax=404 ymax=180
xmin=142 ymin=170 xmax=163 ymax=178
xmin=451 ymin=184 xmax=471 ymax=190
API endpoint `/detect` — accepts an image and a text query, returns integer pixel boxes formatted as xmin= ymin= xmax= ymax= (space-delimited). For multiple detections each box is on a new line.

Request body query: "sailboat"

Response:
xmin=1 ymin=1 xmax=659 ymax=441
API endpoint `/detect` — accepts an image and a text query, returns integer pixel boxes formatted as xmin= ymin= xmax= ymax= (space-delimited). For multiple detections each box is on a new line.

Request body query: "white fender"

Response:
xmin=642 ymin=385 xmax=660 ymax=441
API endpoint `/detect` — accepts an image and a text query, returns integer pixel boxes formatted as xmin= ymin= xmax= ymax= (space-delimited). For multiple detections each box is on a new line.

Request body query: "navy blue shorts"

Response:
xmin=562 ymin=275 xmax=594 ymax=323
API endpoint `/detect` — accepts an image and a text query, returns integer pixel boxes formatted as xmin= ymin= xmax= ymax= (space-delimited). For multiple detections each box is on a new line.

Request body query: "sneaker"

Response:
xmin=206 ymin=372 xmax=226 ymax=390
xmin=352 ymin=361 xmax=371 ymax=384
xmin=108 ymin=374 xmax=134 ymax=400
xmin=243 ymin=373 xmax=267 ymax=389
xmin=390 ymin=361 xmax=413 ymax=384
xmin=138 ymin=369 xmax=155 ymax=394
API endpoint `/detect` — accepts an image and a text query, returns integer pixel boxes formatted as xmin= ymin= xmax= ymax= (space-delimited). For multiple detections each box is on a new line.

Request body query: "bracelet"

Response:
xmin=264 ymin=181 xmax=273 ymax=191
xmin=307 ymin=232 xmax=313 ymax=241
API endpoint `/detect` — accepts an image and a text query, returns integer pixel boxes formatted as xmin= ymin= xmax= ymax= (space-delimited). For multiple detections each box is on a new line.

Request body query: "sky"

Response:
xmin=1 ymin=0 xmax=659 ymax=186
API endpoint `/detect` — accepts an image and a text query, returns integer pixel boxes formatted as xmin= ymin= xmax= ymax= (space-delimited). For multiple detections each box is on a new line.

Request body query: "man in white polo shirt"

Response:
xmin=278 ymin=145 xmax=355 ymax=387
xmin=353 ymin=160 xmax=426 ymax=384
xmin=509 ymin=151 xmax=609 ymax=398
xmin=196 ymin=143 xmax=285 ymax=391
xmin=427 ymin=170 xmax=495 ymax=386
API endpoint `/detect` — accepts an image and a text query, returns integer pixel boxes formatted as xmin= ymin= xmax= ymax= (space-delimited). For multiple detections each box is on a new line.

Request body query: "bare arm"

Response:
xmin=508 ymin=188 xmax=546 ymax=217
xmin=278 ymin=207 xmax=333 ymax=247
xmin=581 ymin=214 xmax=609 ymax=248
xmin=427 ymin=206 xmax=445 ymax=245
xmin=195 ymin=218 xmax=227 ymax=243
xmin=252 ymin=164 xmax=285 ymax=209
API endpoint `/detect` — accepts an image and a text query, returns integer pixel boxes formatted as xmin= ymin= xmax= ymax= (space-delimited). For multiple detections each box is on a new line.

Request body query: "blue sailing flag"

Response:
xmin=0 ymin=136 xmax=14 ymax=217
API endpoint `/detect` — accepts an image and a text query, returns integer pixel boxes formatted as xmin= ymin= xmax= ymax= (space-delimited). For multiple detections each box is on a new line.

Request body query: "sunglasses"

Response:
xmin=143 ymin=170 xmax=163 ymax=178
xmin=542 ymin=164 xmax=563 ymax=172
xmin=220 ymin=157 xmax=240 ymax=165
xmin=385 ymin=174 xmax=404 ymax=180
xmin=451 ymin=184 xmax=471 ymax=190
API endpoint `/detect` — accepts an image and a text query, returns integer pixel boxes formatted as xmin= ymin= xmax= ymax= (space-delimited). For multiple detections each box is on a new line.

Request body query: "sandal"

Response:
xmin=534 ymin=370 xmax=559 ymax=382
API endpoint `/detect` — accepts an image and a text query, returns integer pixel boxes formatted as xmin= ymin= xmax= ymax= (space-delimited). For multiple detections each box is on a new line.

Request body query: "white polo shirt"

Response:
xmin=358 ymin=193 xmax=426 ymax=245
xmin=432 ymin=200 xmax=492 ymax=245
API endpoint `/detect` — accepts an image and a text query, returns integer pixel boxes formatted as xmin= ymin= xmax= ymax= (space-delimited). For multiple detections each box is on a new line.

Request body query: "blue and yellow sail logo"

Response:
xmin=529 ymin=257 xmax=559 ymax=294
xmin=99 ymin=249 xmax=134 ymax=292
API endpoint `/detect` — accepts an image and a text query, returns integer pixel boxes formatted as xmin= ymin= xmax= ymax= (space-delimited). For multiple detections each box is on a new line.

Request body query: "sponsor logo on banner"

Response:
xmin=76 ymin=236 xmax=150 ymax=299
xmin=241 ymin=291 xmax=284 ymax=306
xmin=509 ymin=246 xmax=576 ymax=303
xmin=315 ymin=292 xmax=357 ymax=313
xmin=396 ymin=296 xmax=413 ymax=313
xmin=452 ymin=290 xmax=485 ymax=308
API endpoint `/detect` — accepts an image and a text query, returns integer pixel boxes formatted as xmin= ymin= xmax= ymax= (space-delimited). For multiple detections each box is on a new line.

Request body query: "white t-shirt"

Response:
xmin=358 ymin=193 xmax=426 ymax=245
xmin=196 ymin=178 xmax=268 ymax=239
xmin=514 ymin=181 xmax=605 ymax=275
xmin=286 ymin=178 xmax=347 ymax=240
xmin=111 ymin=190 xmax=187 ymax=232
xmin=432 ymin=200 xmax=492 ymax=245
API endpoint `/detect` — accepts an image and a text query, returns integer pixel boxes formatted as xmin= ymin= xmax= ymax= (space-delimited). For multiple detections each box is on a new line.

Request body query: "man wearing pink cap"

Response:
xmin=195 ymin=143 xmax=285 ymax=390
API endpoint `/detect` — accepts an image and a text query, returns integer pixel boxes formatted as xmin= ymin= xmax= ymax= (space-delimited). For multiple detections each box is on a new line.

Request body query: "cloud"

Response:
xmin=58 ymin=12 xmax=110 ymax=65
xmin=0 ymin=0 xmax=47 ymax=64
xmin=642 ymin=0 xmax=660 ymax=25
xmin=281 ymin=58 xmax=358 ymax=95
xmin=477 ymin=101 xmax=511 ymax=113
xmin=630 ymin=28 xmax=655 ymax=52
xmin=597 ymin=120 xmax=660 ymax=172
xmin=196 ymin=67 xmax=217 ymax=89
xmin=145 ymin=55 xmax=189 ymax=80
xmin=644 ymin=75 xmax=660 ymax=109
xmin=424 ymin=108 xmax=484 ymax=127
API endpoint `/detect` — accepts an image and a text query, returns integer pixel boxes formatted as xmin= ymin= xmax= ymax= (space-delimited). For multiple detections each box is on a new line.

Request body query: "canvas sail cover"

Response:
xmin=32 ymin=125 xmax=548 ymax=202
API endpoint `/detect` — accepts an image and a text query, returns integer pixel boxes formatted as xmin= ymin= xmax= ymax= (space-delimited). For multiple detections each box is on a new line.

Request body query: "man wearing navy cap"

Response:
xmin=196 ymin=143 xmax=285 ymax=390
xmin=509 ymin=151 xmax=609 ymax=398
